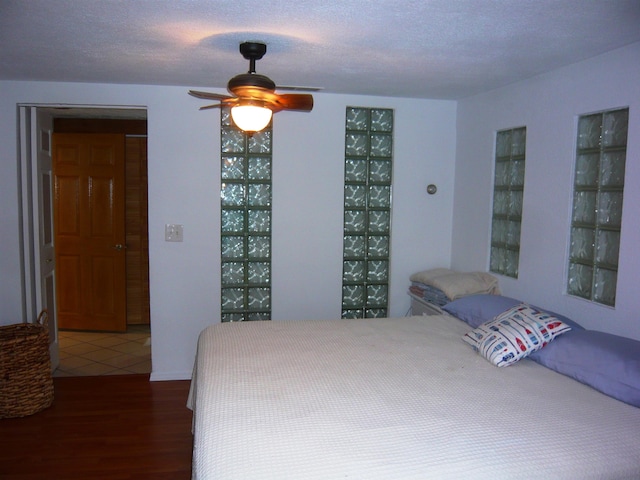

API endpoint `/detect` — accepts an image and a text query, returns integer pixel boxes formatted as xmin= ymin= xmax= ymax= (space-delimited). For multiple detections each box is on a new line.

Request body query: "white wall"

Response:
xmin=0 ymin=81 xmax=457 ymax=379
xmin=452 ymin=42 xmax=640 ymax=340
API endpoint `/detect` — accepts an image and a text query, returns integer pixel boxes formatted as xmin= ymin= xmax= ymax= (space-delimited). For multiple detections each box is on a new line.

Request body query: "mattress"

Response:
xmin=188 ymin=315 xmax=640 ymax=479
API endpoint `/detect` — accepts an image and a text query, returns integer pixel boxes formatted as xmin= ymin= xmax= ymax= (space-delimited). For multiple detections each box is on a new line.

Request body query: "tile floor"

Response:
xmin=54 ymin=325 xmax=152 ymax=377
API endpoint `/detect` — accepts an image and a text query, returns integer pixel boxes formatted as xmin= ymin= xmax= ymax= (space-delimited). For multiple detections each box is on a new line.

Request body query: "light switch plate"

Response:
xmin=165 ymin=224 xmax=184 ymax=242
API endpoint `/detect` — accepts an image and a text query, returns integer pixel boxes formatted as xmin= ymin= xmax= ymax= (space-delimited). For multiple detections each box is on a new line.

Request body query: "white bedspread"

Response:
xmin=189 ymin=315 xmax=640 ymax=479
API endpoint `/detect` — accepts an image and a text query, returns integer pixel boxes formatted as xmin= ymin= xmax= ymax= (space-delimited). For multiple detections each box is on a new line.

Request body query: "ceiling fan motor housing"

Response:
xmin=227 ymin=73 xmax=276 ymax=93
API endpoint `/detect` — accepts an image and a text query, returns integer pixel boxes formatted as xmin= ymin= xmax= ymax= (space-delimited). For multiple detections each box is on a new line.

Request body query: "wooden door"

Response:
xmin=53 ymin=133 xmax=127 ymax=332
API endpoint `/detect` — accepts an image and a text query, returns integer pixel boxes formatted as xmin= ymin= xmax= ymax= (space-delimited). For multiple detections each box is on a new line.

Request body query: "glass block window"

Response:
xmin=342 ymin=107 xmax=393 ymax=319
xmin=490 ymin=127 xmax=526 ymax=278
xmin=567 ymin=108 xmax=628 ymax=306
xmin=220 ymin=108 xmax=272 ymax=321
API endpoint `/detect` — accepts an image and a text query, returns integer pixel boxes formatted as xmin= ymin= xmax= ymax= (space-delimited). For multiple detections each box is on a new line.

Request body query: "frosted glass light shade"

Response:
xmin=231 ymin=105 xmax=272 ymax=132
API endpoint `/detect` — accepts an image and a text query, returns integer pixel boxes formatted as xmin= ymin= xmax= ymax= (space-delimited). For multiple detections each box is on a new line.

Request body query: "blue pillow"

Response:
xmin=529 ymin=330 xmax=640 ymax=408
xmin=442 ymin=294 xmax=584 ymax=331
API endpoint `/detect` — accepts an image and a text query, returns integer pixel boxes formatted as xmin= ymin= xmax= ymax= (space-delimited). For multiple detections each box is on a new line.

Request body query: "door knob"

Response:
xmin=112 ymin=244 xmax=127 ymax=251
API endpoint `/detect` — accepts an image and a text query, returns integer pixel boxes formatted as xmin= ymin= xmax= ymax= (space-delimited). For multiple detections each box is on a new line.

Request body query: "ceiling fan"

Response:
xmin=189 ymin=41 xmax=315 ymax=133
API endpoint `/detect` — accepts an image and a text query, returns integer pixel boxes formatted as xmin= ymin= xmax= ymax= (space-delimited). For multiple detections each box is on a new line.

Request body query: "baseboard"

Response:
xmin=150 ymin=370 xmax=193 ymax=381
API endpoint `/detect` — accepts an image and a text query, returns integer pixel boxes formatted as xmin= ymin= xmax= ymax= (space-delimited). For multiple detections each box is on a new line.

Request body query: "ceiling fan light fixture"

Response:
xmin=231 ymin=102 xmax=272 ymax=133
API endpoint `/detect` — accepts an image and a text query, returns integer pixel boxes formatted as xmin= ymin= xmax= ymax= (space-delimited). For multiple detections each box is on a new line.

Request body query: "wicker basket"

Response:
xmin=0 ymin=311 xmax=54 ymax=418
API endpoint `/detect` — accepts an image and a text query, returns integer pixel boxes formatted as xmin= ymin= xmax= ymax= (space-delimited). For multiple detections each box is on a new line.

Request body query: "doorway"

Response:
xmin=53 ymin=115 xmax=150 ymax=376
xmin=19 ymin=106 xmax=150 ymax=376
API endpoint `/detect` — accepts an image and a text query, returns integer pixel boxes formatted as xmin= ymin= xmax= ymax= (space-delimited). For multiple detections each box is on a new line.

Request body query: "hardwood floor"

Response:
xmin=0 ymin=374 xmax=193 ymax=480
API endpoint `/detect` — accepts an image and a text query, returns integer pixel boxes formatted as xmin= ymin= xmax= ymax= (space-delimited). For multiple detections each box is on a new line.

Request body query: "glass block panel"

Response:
xmin=570 ymin=227 xmax=595 ymax=262
xmin=369 ymin=159 xmax=392 ymax=182
xmin=248 ymin=210 xmax=271 ymax=232
xmin=248 ymin=157 xmax=271 ymax=180
xmin=577 ymin=114 xmax=602 ymax=150
xmin=222 ymin=262 xmax=244 ymax=284
xmin=343 ymin=235 xmax=365 ymax=257
xmin=248 ymin=262 xmax=270 ymax=284
xmin=597 ymin=192 xmax=623 ymax=227
xmin=221 ymin=183 xmax=245 ymax=206
xmin=345 ymin=158 xmax=367 ymax=182
xmin=248 ymin=288 xmax=270 ymax=309
xmin=595 ymin=230 xmax=620 ymax=266
xmin=568 ymin=108 xmax=627 ymax=306
xmin=248 ymin=131 xmax=272 ymax=153
xmin=342 ymin=107 xmax=393 ymax=318
xmin=508 ymin=190 xmax=523 ymax=217
xmin=572 ymin=191 xmax=597 ymax=224
xmin=345 ymin=133 xmax=369 ymax=156
xmin=506 ymin=221 xmax=521 ymax=247
xmin=368 ymin=185 xmax=391 ymax=208
xmin=368 ymin=211 xmax=390 ymax=233
xmin=248 ymin=184 xmax=271 ymax=206
xmin=593 ymin=268 xmax=617 ymax=305
xmin=367 ymin=284 xmax=387 ymax=305
xmin=367 ymin=235 xmax=389 ymax=257
xmin=221 ymin=156 xmax=245 ymax=180
xmin=492 ymin=190 xmax=509 ymax=215
xmin=574 ymin=153 xmax=599 ymax=186
xmin=220 ymin=108 xmax=272 ymax=321
xmin=221 ymin=210 xmax=244 ymax=232
xmin=344 ymin=185 xmax=367 ymax=207
xmin=490 ymin=247 xmax=506 ymax=273
xmin=600 ymin=152 xmax=626 ymax=187
xmin=222 ymin=313 xmax=244 ymax=322
xmin=342 ymin=309 xmax=363 ymax=319
xmin=342 ymin=285 xmax=365 ymax=307
xmin=370 ymin=109 xmax=393 ymax=132
xmin=367 ymin=260 xmax=388 ymax=282
xmin=222 ymin=288 xmax=245 ymax=309
xmin=221 ymin=108 xmax=232 ymax=126
xmin=222 ymin=236 xmax=244 ymax=259
xmin=511 ymin=128 xmax=526 ymax=156
xmin=370 ymin=134 xmax=392 ymax=157
xmin=248 ymin=236 xmax=270 ymax=259
xmin=510 ymin=159 xmax=525 ymax=186
xmin=221 ymin=128 xmax=246 ymax=153
xmin=602 ymin=109 xmax=629 ymax=148
xmin=344 ymin=210 xmax=366 ymax=233
xmin=343 ymin=260 xmax=365 ymax=282
xmin=494 ymin=162 xmax=509 ymax=186
xmin=491 ymin=219 xmax=508 ymax=244
xmin=346 ymin=107 xmax=369 ymax=131
xmin=366 ymin=308 xmax=387 ymax=318
xmin=496 ymin=130 xmax=512 ymax=157
xmin=567 ymin=263 xmax=593 ymax=299
xmin=505 ymin=250 xmax=519 ymax=277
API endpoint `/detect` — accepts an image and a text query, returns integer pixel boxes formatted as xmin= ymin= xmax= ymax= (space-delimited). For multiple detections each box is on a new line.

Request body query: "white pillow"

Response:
xmin=462 ymin=303 xmax=572 ymax=367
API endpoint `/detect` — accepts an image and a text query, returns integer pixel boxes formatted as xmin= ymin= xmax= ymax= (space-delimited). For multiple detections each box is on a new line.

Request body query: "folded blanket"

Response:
xmin=409 ymin=268 xmax=500 ymax=301
xmin=410 ymin=283 xmax=450 ymax=306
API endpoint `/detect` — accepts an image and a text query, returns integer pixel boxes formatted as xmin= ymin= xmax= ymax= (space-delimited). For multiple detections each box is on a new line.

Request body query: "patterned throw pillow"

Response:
xmin=462 ymin=303 xmax=572 ymax=367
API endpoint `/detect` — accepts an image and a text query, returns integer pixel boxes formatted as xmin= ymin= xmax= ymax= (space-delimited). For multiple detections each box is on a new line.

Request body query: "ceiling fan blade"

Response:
xmin=199 ymin=104 xmax=223 ymax=110
xmin=274 ymin=94 xmax=314 ymax=112
xmin=189 ymin=90 xmax=233 ymax=101
xmin=276 ymin=85 xmax=324 ymax=92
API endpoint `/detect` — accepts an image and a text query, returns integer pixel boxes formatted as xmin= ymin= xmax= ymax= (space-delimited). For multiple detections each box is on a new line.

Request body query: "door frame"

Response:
xmin=18 ymin=104 xmax=147 ymax=369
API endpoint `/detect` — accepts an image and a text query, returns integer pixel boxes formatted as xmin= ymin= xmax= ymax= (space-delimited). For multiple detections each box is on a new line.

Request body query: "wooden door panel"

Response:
xmin=89 ymin=176 xmax=116 ymax=237
xmin=57 ymin=255 xmax=81 ymax=313
xmin=55 ymin=176 xmax=81 ymax=235
xmin=53 ymin=133 xmax=126 ymax=332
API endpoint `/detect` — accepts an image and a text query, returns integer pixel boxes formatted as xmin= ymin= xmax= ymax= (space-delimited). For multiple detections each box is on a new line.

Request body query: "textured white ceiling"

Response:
xmin=1 ymin=0 xmax=639 ymax=99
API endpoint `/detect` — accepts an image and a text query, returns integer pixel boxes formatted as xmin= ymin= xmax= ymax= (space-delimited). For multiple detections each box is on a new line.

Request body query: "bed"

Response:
xmin=188 ymin=306 xmax=640 ymax=479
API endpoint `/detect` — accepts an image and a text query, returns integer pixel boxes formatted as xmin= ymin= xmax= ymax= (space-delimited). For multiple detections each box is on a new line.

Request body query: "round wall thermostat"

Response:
xmin=426 ymin=184 xmax=437 ymax=195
